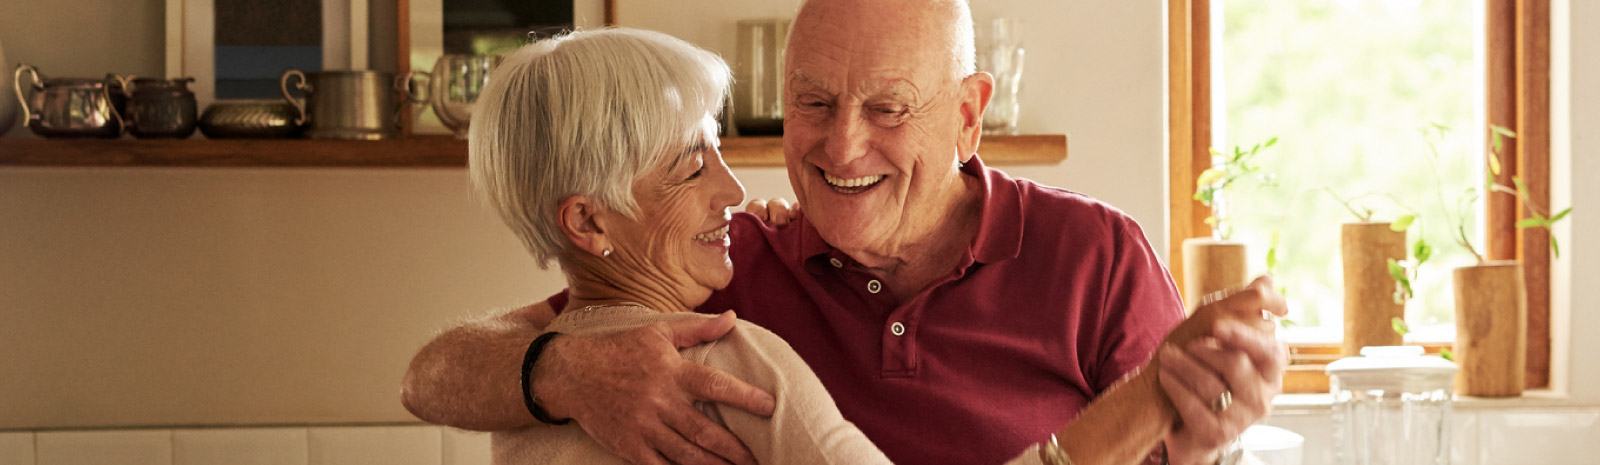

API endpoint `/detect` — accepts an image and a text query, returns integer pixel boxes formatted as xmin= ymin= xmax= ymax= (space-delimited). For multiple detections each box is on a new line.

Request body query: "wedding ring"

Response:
xmin=1212 ymin=390 xmax=1233 ymax=413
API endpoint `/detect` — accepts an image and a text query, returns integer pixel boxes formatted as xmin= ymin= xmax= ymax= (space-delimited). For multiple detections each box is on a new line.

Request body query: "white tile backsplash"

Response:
xmin=0 ymin=432 xmax=35 ymax=465
xmin=36 ymin=430 xmax=172 ymax=465
xmin=307 ymin=426 xmax=440 ymax=465
xmin=441 ymin=429 xmax=490 ymax=465
xmin=173 ymin=428 xmax=307 ymax=465
xmin=1478 ymin=408 xmax=1600 ymax=465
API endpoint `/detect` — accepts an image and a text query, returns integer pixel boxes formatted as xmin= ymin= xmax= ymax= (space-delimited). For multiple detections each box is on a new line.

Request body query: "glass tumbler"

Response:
xmin=733 ymin=19 xmax=790 ymax=136
xmin=976 ymin=18 xmax=1025 ymax=135
xmin=1326 ymin=346 xmax=1458 ymax=465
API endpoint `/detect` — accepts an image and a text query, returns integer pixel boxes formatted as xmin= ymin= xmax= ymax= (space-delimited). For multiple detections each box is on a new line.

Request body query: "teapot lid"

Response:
xmin=1325 ymin=345 xmax=1458 ymax=376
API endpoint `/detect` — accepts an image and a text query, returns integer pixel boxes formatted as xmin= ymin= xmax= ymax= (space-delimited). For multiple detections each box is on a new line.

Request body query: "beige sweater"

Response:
xmin=491 ymin=305 xmax=892 ymax=465
xmin=490 ymin=305 xmax=1051 ymax=465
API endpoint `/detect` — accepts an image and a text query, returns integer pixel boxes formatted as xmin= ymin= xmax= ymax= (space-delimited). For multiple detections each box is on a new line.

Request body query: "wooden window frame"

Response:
xmin=1167 ymin=0 xmax=1552 ymax=393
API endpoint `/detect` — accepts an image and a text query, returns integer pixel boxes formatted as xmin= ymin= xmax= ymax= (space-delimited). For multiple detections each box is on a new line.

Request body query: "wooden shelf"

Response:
xmin=0 ymin=134 xmax=1067 ymax=169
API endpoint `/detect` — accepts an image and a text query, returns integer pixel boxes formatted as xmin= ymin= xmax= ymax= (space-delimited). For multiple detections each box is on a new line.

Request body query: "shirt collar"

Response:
xmin=797 ymin=154 xmax=1025 ymax=270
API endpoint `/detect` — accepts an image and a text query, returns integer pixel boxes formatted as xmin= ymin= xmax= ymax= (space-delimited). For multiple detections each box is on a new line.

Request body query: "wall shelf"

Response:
xmin=0 ymin=134 xmax=1067 ymax=169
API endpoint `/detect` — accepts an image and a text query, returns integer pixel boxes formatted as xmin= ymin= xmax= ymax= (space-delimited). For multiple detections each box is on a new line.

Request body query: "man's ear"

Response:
xmin=557 ymin=195 xmax=610 ymax=257
xmin=956 ymin=71 xmax=996 ymax=162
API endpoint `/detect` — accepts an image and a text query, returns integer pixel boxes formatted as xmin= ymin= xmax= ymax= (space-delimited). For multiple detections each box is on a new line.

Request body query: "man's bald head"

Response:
xmin=791 ymin=0 xmax=975 ymax=80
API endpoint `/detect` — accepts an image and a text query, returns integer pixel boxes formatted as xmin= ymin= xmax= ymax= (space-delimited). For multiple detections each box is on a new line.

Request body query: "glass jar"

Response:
xmin=1326 ymin=345 xmax=1458 ymax=465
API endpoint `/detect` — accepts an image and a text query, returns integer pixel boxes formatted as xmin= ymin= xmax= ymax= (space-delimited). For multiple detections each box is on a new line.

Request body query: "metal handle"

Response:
xmin=106 ymin=74 xmax=131 ymax=134
xmin=280 ymin=68 xmax=309 ymax=125
xmin=13 ymin=63 xmax=40 ymax=126
xmin=396 ymin=70 xmax=431 ymax=106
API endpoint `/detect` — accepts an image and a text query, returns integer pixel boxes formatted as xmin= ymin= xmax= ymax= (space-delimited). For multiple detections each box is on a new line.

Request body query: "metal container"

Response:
xmin=121 ymin=77 xmax=198 ymax=139
xmin=198 ymin=99 xmax=304 ymax=139
xmin=1327 ymin=346 xmax=1458 ymax=465
xmin=399 ymin=54 xmax=501 ymax=139
xmin=13 ymin=63 xmax=126 ymax=138
xmin=280 ymin=69 xmax=401 ymax=140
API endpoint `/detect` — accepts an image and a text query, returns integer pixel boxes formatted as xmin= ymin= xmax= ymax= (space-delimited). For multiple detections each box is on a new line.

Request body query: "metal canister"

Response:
xmin=280 ymin=69 xmax=401 ymax=140
xmin=122 ymin=77 xmax=198 ymax=139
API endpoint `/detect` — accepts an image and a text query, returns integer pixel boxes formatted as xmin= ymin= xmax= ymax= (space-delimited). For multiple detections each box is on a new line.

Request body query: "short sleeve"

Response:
xmin=1092 ymin=216 xmax=1186 ymax=392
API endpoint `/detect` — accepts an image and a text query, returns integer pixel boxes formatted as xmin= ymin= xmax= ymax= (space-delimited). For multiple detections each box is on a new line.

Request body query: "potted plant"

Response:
xmin=1413 ymin=125 xmax=1571 ymax=397
xmin=1316 ymin=188 xmax=1424 ymax=356
xmin=1183 ymin=138 xmax=1276 ymax=312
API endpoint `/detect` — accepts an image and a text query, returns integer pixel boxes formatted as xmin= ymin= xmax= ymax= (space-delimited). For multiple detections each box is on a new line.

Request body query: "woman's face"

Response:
xmin=602 ymin=116 xmax=746 ymax=305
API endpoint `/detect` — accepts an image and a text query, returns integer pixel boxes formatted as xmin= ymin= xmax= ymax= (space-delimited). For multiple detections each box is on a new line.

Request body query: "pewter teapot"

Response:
xmin=13 ymin=63 xmax=126 ymax=138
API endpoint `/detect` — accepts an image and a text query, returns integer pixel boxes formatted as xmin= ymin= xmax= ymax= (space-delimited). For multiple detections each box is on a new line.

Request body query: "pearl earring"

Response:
xmin=602 ymin=248 xmax=612 ymax=257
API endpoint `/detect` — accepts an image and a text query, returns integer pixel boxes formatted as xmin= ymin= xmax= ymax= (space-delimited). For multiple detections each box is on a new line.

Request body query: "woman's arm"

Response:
xmin=699 ymin=322 xmax=894 ymax=465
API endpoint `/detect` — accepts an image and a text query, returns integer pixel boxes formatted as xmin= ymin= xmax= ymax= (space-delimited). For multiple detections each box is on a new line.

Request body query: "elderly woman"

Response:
xmin=468 ymin=28 xmax=892 ymax=464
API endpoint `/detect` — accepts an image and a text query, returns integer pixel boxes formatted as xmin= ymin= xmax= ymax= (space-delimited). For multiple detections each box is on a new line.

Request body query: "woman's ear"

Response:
xmin=557 ymin=195 xmax=611 ymax=257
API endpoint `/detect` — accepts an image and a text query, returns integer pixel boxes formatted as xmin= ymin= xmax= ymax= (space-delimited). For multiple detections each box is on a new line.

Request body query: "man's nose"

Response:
xmin=823 ymin=112 xmax=870 ymax=166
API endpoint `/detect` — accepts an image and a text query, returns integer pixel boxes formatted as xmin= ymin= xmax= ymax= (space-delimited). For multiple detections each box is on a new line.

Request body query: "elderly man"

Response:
xmin=403 ymin=0 xmax=1287 ymax=464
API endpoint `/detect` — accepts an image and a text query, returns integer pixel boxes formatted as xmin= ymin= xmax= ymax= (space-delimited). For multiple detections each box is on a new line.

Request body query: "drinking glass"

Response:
xmin=976 ymin=18 xmax=1025 ymax=135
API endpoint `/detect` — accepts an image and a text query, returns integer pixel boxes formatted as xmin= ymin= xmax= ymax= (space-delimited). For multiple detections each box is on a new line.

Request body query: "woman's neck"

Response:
xmin=559 ymin=255 xmax=701 ymax=314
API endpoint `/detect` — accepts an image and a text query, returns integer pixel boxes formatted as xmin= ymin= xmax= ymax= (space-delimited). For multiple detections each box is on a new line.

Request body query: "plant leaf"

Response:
xmin=1516 ymin=216 xmax=1547 ymax=228
xmin=1392 ymin=317 xmax=1410 ymax=336
xmin=1514 ymin=176 xmax=1531 ymax=200
xmin=1196 ymin=168 xmax=1224 ymax=188
xmin=1489 ymin=152 xmax=1503 ymax=176
xmin=1551 ymin=207 xmax=1573 ymax=223
xmin=1414 ymin=238 xmax=1433 ymax=265
xmin=1552 ymin=234 xmax=1561 ymax=259
xmin=1440 ymin=348 xmax=1455 ymax=361
xmin=1387 ymin=259 xmax=1407 ymax=282
xmin=1391 ymin=214 xmax=1416 ymax=231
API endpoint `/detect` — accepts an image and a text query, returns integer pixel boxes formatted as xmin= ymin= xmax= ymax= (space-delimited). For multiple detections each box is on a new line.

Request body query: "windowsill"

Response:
xmin=1272 ymin=389 xmax=1600 ymax=412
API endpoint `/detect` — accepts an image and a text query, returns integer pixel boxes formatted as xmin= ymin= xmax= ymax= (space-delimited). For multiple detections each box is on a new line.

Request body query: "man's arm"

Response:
xmin=401 ymin=301 xmax=558 ymax=430
xmin=400 ymin=302 xmax=777 ymax=465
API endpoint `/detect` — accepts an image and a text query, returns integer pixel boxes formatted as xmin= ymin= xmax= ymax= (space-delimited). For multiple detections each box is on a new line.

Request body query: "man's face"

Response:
xmin=782 ymin=2 xmax=971 ymax=257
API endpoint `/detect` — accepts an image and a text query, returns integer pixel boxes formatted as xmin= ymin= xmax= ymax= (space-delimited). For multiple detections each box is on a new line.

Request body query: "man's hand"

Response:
xmin=1156 ymin=276 xmax=1289 ymax=465
xmin=744 ymin=198 xmax=800 ymax=226
xmin=532 ymin=311 xmax=777 ymax=465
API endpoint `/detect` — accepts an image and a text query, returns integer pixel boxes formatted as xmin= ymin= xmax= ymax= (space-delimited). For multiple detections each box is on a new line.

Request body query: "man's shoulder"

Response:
xmin=1010 ymin=177 xmax=1141 ymax=237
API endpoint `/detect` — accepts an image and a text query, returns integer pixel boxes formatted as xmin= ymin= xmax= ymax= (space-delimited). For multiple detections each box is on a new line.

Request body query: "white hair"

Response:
xmin=469 ymin=28 xmax=731 ymax=268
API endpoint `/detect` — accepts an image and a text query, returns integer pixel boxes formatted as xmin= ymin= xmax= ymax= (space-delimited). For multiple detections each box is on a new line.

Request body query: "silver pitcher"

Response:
xmin=398 ymin=54 xmax=502 ymax=139
xmin=13 ymin=63 xmax=126 ymax=138
xmin=280 ymin=69 xmax=401 ymax=140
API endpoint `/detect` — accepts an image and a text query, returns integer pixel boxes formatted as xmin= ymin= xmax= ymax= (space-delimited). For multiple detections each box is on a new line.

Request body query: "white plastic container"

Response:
xmin=1326 ymin=345 xmax=1458 ymax=465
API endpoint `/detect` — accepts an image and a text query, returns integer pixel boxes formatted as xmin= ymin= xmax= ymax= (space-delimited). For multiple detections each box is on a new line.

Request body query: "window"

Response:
xmin=1168 ymin=0 xmax=1551 ymax=391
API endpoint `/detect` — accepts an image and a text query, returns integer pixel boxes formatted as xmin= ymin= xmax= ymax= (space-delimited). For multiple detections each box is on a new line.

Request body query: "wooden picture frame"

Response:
xmin=397 ymin=0 xmax=614 ymax=136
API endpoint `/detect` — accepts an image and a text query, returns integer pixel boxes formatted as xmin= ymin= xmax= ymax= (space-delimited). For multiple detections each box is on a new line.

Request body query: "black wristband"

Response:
xmin=520 ymin=331 xmax=570 ymax=425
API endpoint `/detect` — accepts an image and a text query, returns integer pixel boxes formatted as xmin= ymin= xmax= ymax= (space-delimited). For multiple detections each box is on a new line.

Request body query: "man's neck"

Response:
xmin=852 ymin=173 xmax=985 ymax=303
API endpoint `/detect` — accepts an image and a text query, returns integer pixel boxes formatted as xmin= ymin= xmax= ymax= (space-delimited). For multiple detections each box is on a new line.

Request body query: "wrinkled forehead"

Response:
xmin=786 ymin=4 xmax=957 ymax=97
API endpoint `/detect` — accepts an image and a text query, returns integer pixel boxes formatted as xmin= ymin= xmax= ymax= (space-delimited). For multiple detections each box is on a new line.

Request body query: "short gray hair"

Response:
xmin=469 ymin=28 xmax=731 ymax=268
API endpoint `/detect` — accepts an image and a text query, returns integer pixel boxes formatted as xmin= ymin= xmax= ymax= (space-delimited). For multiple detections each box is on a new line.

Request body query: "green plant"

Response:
xmin=1195 ymin=138 xmax=1278 ymax=240
xmin=1421 ymin=124 xmax=1572 ymax=263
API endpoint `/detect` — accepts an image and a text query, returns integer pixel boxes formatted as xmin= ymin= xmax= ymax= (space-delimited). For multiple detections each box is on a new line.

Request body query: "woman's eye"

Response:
xmin=687 ymin=165 xmax=705 ymax=180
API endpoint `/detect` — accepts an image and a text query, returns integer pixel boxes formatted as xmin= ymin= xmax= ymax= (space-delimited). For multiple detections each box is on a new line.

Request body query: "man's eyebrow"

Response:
xmin=788 ymin=71 xmax=831 ymax=92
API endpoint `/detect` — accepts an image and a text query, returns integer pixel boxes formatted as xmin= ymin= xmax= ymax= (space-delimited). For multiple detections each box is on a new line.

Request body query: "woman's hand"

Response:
xmin=1157 ymin=276 xmax=1289 ymax=464
xmin=744 ymin=198 xmax=800 ymax=226
xmin=533 ymin=311 xmax=777 ymax=465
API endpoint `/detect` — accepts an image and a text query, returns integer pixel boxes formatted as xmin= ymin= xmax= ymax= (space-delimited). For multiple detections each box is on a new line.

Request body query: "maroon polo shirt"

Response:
xmin=553 ymin=156 xmax=1184 ymax=464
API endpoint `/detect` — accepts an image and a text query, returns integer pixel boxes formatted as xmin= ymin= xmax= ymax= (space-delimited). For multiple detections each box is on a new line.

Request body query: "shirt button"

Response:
xmin=829 ymin=258 xmax=844 ymax=268
xmin=866 ymin=279 xmax=882 ymax=294
xmin=890 ymin=321 xmax=906 ymax=336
